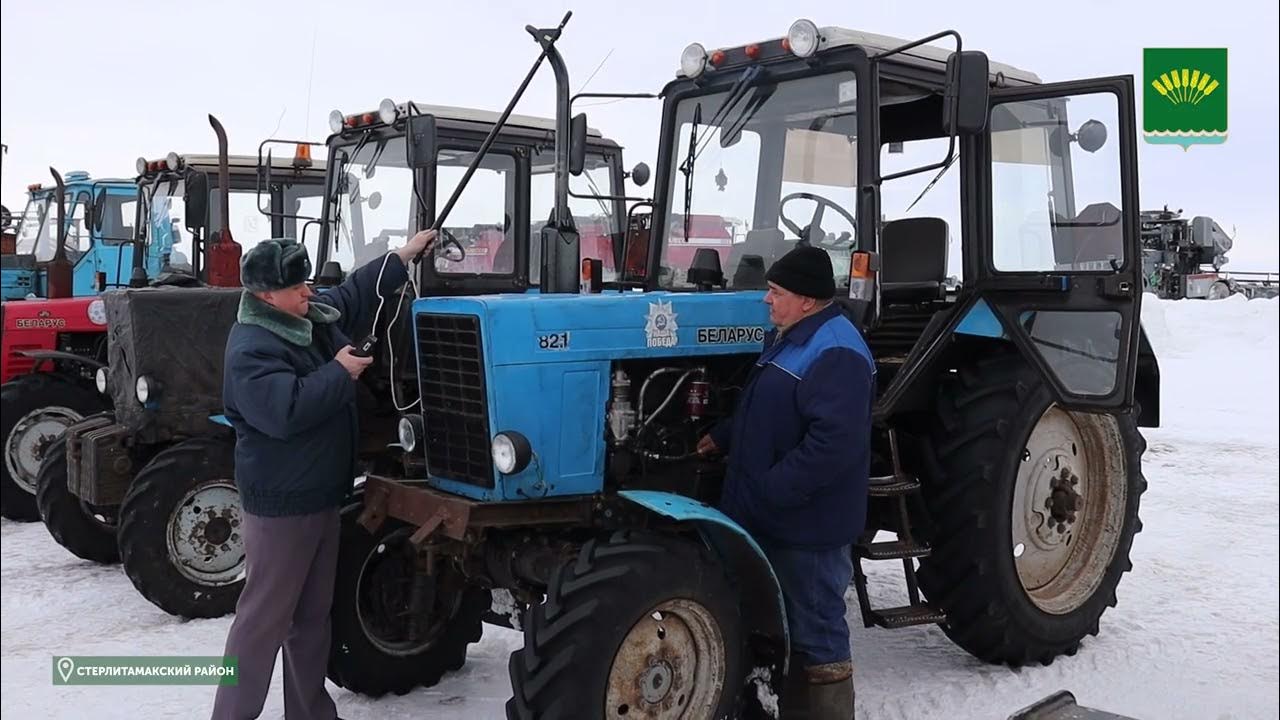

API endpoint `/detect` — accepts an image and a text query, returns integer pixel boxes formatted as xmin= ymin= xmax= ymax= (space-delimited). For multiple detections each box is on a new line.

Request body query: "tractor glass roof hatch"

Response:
xmin=662 ymin=70 xmax=858 ymax=291
xmin=326 ymin=136 xmax=414 ymax=271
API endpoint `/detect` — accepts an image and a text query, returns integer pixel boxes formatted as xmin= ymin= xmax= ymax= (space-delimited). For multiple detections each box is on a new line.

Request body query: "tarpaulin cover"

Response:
xmin=103 ymin=286 xmax=242 ymax=444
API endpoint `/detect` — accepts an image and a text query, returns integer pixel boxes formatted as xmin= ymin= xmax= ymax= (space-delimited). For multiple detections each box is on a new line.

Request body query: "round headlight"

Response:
xmin=397 ymin=416 xmax=420 ymax=453
xmin=166 ymin=152 xmax=183 ymax=171
xmin=87 ymin=298 xmax=107 ymax=325
xmin=135 ymin=156 xmax=148 ymax=175
xmin=786 ymin=19 xmax=821 ymax=58
xmin=95 ymin=367 xmax=108 ymax=395
xmin=491 ymin=432 xmax=532 ymax=475
xmin=328 ymin=109 xmax=345 ymax=134
xmin=136 ymin=376 xmax=154 ymax=404
xmin=378 ymin=98 xmax=399 ymax=125
xmin=680 ymin=43 xmax=708 ymax=78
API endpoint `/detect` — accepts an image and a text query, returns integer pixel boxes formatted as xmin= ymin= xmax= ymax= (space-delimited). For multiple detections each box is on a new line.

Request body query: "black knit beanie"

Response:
xmin=765 ymin=245 xmax=835 ymax=299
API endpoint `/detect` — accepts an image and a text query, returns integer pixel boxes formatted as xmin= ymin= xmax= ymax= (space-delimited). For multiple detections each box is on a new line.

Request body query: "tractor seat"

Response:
xmin=728 ymin=228 xmax=789 ymax=289
xmin=880 ymin=217 xmax=948 ymax=303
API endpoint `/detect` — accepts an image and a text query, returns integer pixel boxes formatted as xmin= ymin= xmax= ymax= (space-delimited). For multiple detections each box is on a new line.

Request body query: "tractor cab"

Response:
xmin=633 ymin=23 xmax=1154 ymax=421
xmin=316 ymin=101 xmax=627 ymax=293
xmin=2 ymin=173 xmax=138 ymax=300
xmin=128 ymin=151 xmax=328 ymax=286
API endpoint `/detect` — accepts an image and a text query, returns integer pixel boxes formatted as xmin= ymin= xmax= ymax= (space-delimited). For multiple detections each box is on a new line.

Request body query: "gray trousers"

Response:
xmin=211 ymin=508 xmax=341 ymax=720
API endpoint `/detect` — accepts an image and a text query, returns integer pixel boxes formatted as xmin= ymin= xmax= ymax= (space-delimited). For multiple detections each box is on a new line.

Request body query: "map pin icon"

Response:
xmin=57 ymin=657 xmax=75 ymax=683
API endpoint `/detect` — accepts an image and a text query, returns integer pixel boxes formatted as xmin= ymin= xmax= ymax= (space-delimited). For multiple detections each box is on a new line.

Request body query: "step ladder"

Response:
xmin=851 ymin=429 xmax=947 ymax=629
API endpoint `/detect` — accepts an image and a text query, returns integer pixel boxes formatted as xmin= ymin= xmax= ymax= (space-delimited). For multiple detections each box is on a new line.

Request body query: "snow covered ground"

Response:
xmin=2 ymin=296 xmax=1277 ymax=719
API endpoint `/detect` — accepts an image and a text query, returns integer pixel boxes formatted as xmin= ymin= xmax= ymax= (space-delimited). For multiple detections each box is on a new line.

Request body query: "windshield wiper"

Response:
xmin=679 ymin=103 xmax=702 ymax=245
xmin=364 ymin=139 xmax=387 ymax=179
xmin=903 ymin=153 xmax=957 ymax=214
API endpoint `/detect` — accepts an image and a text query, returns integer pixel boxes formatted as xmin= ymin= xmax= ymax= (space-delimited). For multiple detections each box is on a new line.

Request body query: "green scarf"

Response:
xmin=237 ymin=291 xmax=341 ymax=347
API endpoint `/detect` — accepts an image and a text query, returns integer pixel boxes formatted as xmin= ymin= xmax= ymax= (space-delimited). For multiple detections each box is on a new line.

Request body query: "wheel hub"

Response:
xmin=166 ymin=481 xmax=244 ymax=587
xmin=356 ymin=529 xmax=451 ymax=657
xmin=605 ymin=600 xmax=725 ymax=718
xmin=5 ymin=406 xmax=82 ymax=493
xmin=641 ymin=661 xmax=676 ymax=704
xmin=1011 ymin=406 xmax=1129 ymax=615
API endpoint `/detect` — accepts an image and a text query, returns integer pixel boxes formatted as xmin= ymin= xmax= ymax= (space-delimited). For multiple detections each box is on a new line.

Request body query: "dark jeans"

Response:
xmin=759 ymin=540 xmax=855 ymax=668
xmin=211 ymin=508 xmax=341 ymax=720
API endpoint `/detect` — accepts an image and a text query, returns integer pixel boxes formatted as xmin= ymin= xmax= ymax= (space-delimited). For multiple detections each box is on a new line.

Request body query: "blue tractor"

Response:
xmin=2 ymin=170 xmax=163 ymax=300
xmin=336 ymin=17 xmax=1160 ymax=717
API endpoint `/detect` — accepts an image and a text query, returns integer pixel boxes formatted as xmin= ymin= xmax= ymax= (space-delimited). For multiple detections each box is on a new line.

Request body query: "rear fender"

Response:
xmin=618 ymin=490 xmax=790 ymax=674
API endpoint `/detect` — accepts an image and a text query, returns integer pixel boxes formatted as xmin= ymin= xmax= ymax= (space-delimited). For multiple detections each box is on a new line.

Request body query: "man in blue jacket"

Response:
xmin=698 ymin=245 xmax=874 ymax=720
xmin=211 ymin=230 xmax=435 ymax=720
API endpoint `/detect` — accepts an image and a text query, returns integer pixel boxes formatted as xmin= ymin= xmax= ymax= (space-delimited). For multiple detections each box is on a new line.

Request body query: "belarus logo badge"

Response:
xmin=1143 ymin=48 xmax=1227 ymax=150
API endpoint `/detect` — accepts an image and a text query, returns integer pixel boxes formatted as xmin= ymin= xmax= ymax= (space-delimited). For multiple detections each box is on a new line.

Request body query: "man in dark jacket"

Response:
xmin=698 ymin=245 xmax=874 ymax=720
xmin=211 ymin=230 xmax=435 ymax=720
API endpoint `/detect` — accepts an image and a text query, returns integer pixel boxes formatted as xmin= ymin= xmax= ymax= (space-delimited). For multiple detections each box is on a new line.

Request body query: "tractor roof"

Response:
xmin=818 ymin=27 xmax=1040 ymax=85
xmin=177 ymin=154 xmax=328 ymax=175
xmin=389 ymin=103 xmax=605 ymax=137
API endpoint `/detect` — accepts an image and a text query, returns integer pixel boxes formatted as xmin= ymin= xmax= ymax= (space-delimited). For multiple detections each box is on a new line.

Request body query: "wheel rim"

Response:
xmin=605 ymin=599 xmax=727 ymax=719
xmin=1208 ymin=282 xmax=1231 ymax=300
xmin=165 ymin=481 xmax=244 ymax=587
xmin=1011 ymin=406 xmax=1128 ymax=615
xmin=355 ymin=529 xmax=453 ymax=657
xmin=4 ymin=406 xmax=82 ymax=493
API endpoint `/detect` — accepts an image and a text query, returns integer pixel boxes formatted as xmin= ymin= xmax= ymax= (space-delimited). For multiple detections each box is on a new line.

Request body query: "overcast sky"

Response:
xmin=2 ymin=0 xmax=1276 ymax=268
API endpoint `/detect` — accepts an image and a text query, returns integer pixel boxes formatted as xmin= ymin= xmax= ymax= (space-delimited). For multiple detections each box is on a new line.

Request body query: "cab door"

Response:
xmin=970 ymin=76 xmax=1141 ymax=409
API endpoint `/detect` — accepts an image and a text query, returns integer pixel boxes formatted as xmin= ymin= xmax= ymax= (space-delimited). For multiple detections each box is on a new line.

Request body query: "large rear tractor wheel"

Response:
xmin=118 ymin=436 xmax=244 ymax=618
xmin=328 ymin=501 xmax=489 ymax=696
xmin=507 ymin=531 xmax=746 ymax=720
xmin=1 ymin=375 xmax=106 ymax=521
xmin=35 ymin=437 xmax=120 ymax=563
xmin=919 ymin=353 xmax=1146 ymax=665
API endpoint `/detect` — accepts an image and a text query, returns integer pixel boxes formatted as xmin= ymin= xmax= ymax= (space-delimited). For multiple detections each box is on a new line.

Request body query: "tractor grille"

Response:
xmin=415 ymin=313 xmax=494 ymax=487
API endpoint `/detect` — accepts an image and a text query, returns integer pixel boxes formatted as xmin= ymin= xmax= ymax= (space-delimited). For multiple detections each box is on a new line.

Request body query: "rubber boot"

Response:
xmin=808 ymin=675 xmax=855 ymax=720
xmin=778 ymin=663 xmax=811 ymax=719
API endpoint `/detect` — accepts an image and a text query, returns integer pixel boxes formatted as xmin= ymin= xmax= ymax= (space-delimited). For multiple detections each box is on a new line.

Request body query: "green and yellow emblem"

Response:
xmin=1143 ymin=48 xmax=1227 ymax=149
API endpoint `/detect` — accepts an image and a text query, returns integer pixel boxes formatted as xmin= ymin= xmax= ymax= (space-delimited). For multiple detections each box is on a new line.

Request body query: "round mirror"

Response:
xmin=367 ymin=191 xmax=382 ymax=211
xmin=631 ymin=162 xmax=651 ymax=187
xmin=440 ymin=242 xmax=465 ymax=262
xmin=1076 ymin=120 xmax=1108 ymax=153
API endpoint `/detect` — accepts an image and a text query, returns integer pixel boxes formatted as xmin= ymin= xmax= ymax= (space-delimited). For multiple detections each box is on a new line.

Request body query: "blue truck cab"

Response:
xmin=2 ymin=172 xmax=161 ymax=300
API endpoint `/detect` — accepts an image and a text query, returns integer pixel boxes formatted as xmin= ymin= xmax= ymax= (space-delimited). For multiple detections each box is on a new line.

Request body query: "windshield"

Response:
xmin=529 ymin=148 xmax=619 ymax=283
xmin=662 ymin=71 xmax=858 ymax=291
xmin=326 ymin=137 xmax=414 ymax=272
xmin=16 ymin=194 xmax=57 ymax=260
xmin=433 ymin=147 xmax=517 ymax=276
xmin=142 ymin=175 xmax=325 ymax=273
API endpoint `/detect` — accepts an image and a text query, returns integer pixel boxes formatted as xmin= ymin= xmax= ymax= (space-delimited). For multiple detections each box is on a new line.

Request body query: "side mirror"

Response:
xmin=407 ymin=113 xmax=436 ymax=169
xmin=630 ymin=162 xmax=651 ymax=187
xmin=184 ymin=172 xmax=210 ymax=235
xmin=367 ymin=191 xmax=382 ymax=211
xmin=569 ymin=113 xmax=588 ymax=177
xmin=943 ymin=50 xmax=991 ymax=136
xmin=91 ymin=191 xmax=107 ymax=232
xmin=1076 ymin=119 xmax=1108 ymax=153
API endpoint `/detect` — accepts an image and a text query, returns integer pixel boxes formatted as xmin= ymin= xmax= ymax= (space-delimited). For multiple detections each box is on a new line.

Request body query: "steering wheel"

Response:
xmin=779 ymin=192 xmax=857 ymax=248
xmin=434 ymin=227 xmax=467 ymax=263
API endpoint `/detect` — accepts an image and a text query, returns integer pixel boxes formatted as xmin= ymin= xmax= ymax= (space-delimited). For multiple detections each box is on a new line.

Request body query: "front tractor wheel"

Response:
xmin=328 ymin=501 xmax=490 ymax=697
xmin=507 ymin=531 xmax=746 ymax=720
xmin=1 ymin=375 xmax=106 ymax=521
xmin=118 ymin=436 xmax=244 ymax=618
xmin=35 ymin=437 xmax=120 ymax=564
xmin=919 ymin=354 xmax=1146 ymax=666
